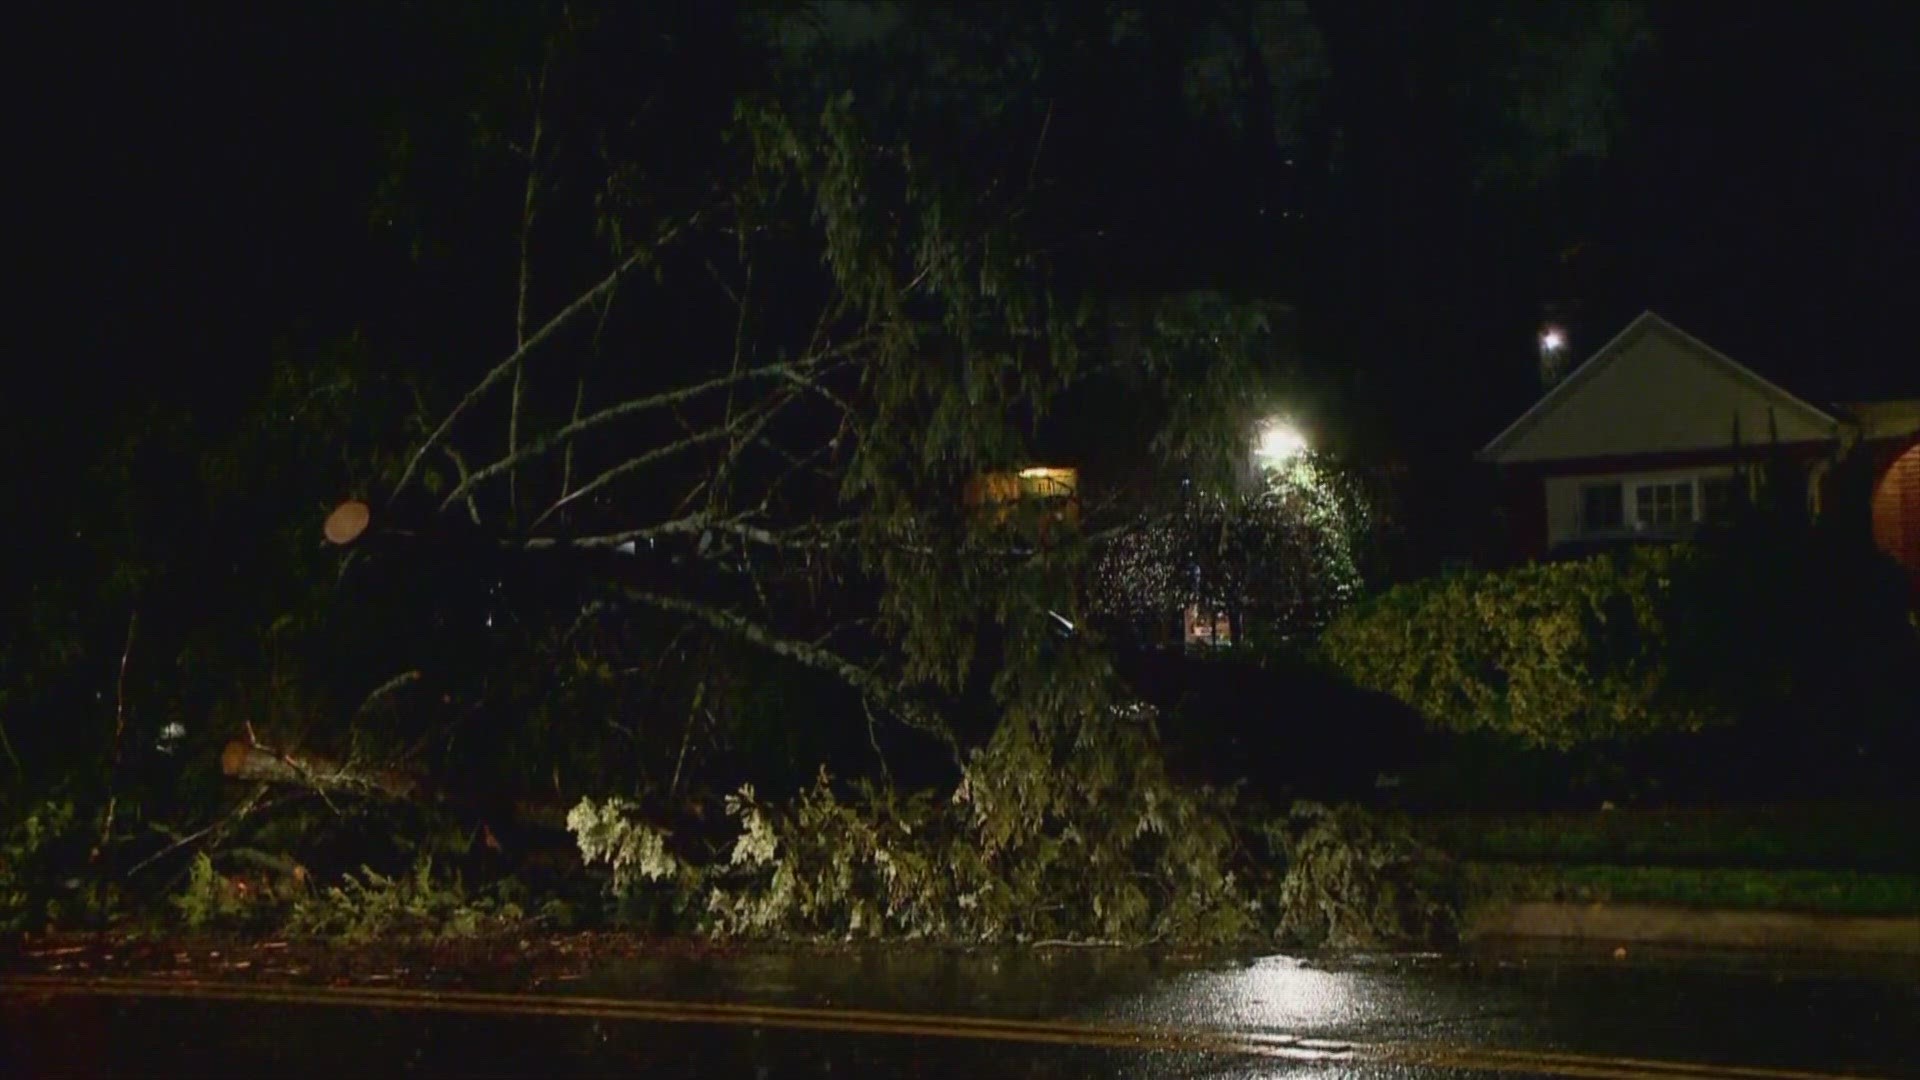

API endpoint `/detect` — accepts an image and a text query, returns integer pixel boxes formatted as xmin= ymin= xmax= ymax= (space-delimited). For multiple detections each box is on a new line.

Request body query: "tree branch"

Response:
xmin=442 ymin=359 xmax=809 ymax=513
xmin=390 ymin=213 xmax=697 ymax=505
xmin=510 ymin=63 xmax=549 ymax=519
xmin=529 ymin=420 xmax=754 ymax=527
xmin=519 ymin=513 xmax=847 ymax=560
xmin=126 ymin=783 xmax=276 ymax=878
xmin=443 ymin=447 xmax=483 ymax=524
xmin=622 ymin=588 xmax=958 ymax=757
xmin=564 ymin=281 xmax=620 ymax=502
xmin=95 ymin=610 xmax=137 ymax=861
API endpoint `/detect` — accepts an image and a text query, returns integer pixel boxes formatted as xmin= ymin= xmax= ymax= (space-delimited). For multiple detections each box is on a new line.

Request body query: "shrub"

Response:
xmin=1 ymin=798 xmax=122 ymax=930
xmin=566 ymin=797 xmax=686 ymax=893
xmin=286 ymin=857 xmax=524 ymax=940
xmin=1322 ymin=526 xmax=1920 ymax=777
xmin=1271 ymin=802 xmax=1457 ymax=949
xmin=1319 ymin=545 xmax=1724 ymax=748
xmin=172 ymin=852 xmax=270 ymax=929
xmin=571 ymin=755 xmax=1269 ymax=947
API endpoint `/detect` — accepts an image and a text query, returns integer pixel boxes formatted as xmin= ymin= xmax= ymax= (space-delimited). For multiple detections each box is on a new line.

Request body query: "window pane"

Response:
xmin=1633 ymin=481 xmax=1699 ymax=527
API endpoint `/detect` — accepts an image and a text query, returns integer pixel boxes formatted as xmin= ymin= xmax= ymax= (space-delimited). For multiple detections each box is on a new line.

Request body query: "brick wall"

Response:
xmin=1870 ymin=441 xmax=1920 ymax=590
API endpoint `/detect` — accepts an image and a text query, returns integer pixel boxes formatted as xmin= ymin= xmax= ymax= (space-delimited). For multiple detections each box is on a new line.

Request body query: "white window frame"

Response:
xmin=1628 ymin=477 xmax=1701 ymax=530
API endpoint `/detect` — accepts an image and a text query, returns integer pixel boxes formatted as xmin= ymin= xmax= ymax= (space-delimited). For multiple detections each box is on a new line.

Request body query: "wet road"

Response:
xmin=5 ymin=944 xmax=1917 ymax=1078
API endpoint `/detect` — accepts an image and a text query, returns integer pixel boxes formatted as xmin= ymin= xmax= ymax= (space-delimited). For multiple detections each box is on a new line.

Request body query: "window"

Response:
xmin=1633 ymin=481 xmax=1695 ymax=528
xmin=1184 ymin=604 xmax=1232 ymax=647
xmin=1580 ymin=483 xmax=1625 ymax=535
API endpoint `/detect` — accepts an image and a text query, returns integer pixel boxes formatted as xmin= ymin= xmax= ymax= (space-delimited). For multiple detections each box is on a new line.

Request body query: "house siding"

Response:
xmin=1484 ymin=317 xmax=1839 ymax=465
xmin=1544 ymin=464 xmax=1743 ymax=552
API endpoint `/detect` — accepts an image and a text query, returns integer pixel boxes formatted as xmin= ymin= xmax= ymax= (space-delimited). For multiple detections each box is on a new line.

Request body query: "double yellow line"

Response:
xmin=0 ymin=975 xmax=1883 ymax=1080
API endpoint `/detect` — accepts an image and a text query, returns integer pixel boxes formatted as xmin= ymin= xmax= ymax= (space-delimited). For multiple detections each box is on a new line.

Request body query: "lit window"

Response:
xmin=1184 ymin=605 xmax=1232 ymax=647
xmin=1016 ymin=466 xmax=1078 ymax=502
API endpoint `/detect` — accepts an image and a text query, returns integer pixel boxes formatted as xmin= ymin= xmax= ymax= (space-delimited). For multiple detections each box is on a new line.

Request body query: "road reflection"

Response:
xmin=1089 ymin=954 xmax=1406 ymax=1040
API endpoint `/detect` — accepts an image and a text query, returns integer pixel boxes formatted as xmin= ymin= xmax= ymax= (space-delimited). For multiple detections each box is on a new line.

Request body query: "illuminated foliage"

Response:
xmin=1323 ymin=529 xmax=1920 ymax=755
xmin=1319 ymin=545 xmax=1722 ymax=748
xmin=1090 ymin=452 xmax=1371 ymax=643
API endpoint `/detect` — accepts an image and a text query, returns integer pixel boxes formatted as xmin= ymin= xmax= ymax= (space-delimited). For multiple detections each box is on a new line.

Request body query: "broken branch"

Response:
xmin=390 ymin=213 xmax=697 ymax=505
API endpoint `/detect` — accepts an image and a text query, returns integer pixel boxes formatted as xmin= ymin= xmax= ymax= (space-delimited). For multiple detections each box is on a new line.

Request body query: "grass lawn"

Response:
xmin=1398 ymin=807 xmax=1918 ymax=871
xmin=1461 ymin=863 xmax=1920 ymax=917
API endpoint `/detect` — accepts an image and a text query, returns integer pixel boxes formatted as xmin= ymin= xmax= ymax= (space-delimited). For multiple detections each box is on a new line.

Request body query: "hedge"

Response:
xmin=1318 ymin=545 xmax=1720 ymax=748
xmin=1320 ymin=533 xmax=1918 ymax=753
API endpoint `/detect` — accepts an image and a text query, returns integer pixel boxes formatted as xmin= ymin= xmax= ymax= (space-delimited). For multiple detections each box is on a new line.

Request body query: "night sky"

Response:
xmin=22 ymin=3 xmax=1919 ymax=469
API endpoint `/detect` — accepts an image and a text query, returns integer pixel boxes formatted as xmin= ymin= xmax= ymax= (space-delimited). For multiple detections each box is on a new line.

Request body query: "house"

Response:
xmin=1477 ymin=311 xmax=1920 ymax=588
xmin=963 ymin=466 xmax=1080 ymax=529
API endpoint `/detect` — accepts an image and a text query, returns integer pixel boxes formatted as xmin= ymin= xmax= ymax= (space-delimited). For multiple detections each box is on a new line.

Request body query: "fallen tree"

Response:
xmin=220 ymin=740 xmax=426 ymax=803
xmin=181 ymin=31 xmax=1327 ymax=945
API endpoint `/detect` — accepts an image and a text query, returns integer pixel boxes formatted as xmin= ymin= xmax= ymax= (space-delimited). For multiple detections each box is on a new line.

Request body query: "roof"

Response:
xmin=1478 ymin=311 xmax=1845 ymax=464
xmin=1834 ymin=399 xmax=1920 ymax=442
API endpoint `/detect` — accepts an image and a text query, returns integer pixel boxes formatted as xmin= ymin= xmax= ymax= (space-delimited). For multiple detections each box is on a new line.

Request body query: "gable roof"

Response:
xmin=1478 ymin=311 xmax=1844 ymax=464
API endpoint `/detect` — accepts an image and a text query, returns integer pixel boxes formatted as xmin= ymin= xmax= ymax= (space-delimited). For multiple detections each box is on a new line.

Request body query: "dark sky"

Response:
xmin=1575 ymin=2 xmax=1919 ymax=403
xmin=24 ymin=3 xmax=1920 ymax=461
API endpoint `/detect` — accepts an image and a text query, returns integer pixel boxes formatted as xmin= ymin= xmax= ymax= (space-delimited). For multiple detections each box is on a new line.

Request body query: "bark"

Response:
xmin=219 ymin=740 xmax=427 ymax=802
xmin=217 ymin=741 xmax=576 ymax=831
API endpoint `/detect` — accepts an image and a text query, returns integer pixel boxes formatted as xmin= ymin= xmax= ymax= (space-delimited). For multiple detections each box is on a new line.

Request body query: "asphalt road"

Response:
xmin=5 ymin=943 xmax=1917 ymax=1078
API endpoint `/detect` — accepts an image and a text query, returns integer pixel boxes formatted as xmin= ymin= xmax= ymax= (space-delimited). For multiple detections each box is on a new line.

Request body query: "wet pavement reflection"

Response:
xmin=5 ymin=943 xmax=1917 ymax=1077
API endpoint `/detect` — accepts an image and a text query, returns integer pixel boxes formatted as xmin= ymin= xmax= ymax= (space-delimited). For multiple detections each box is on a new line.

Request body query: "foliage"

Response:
xmin=565 ymin=797 xmax=687 ymax=896
xmin=287 ymin=857 xmax=525 ymax=942
xmin=0 ymin=798 xmax=125 ymax=930
xmin=344 ymin=23 xmax=1325 ymax=950
xmin=1091 ymin=451 xmax=1371 ymax=643
xmin=1 ymin=799 xmax=77 ymax=929
xmin=574 ymin=749 xmax=1270 ymax=947
xmin=1323 ymin=513 xmax=1920 ymax=764
xmin=1270 ymin=802 xmax=1457 ymax=950
xmin=703 ymin=774 xmax=962 ymax=941
xmin=0 ymin=7 xmax=1660 ymax=944
xmin=1319 ymin=545 xmax=1721 ymax=748
xmin=172 ymin=852 xmax=270 ymax=930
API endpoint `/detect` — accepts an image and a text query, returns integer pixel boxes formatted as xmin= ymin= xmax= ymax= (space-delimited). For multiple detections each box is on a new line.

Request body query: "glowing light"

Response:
xmin=1018 ymin=467 xmax=1070 ymax=479
xmin=1540 ymin=326 xmax=1566 ymax=352
xmin=1255 ymin=420 xmax=1308 ymax=465
xmin=323 ymin=499 xmax=371 ymax=546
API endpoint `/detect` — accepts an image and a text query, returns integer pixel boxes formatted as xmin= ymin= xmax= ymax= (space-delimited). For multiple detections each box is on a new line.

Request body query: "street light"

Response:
xmin=1539 ymin=326 xmax=1566 ymax=353
xmin=1255 ymin=419 xmax=1308 ymax=466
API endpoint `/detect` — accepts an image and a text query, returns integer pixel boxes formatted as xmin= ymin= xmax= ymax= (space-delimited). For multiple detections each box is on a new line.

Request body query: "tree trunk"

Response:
xmin=219 ymin=740 xmax=427 ymax=802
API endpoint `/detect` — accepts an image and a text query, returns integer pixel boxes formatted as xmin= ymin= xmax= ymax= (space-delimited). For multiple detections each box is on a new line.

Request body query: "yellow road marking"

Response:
xmin=0 ymin=976 xmax=1338 ymax=1061
xmin=1 ymin=975 xmax=1888 ymax=1080
xmin=1387 ymin=1043 xmax=1882 ymax=1080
